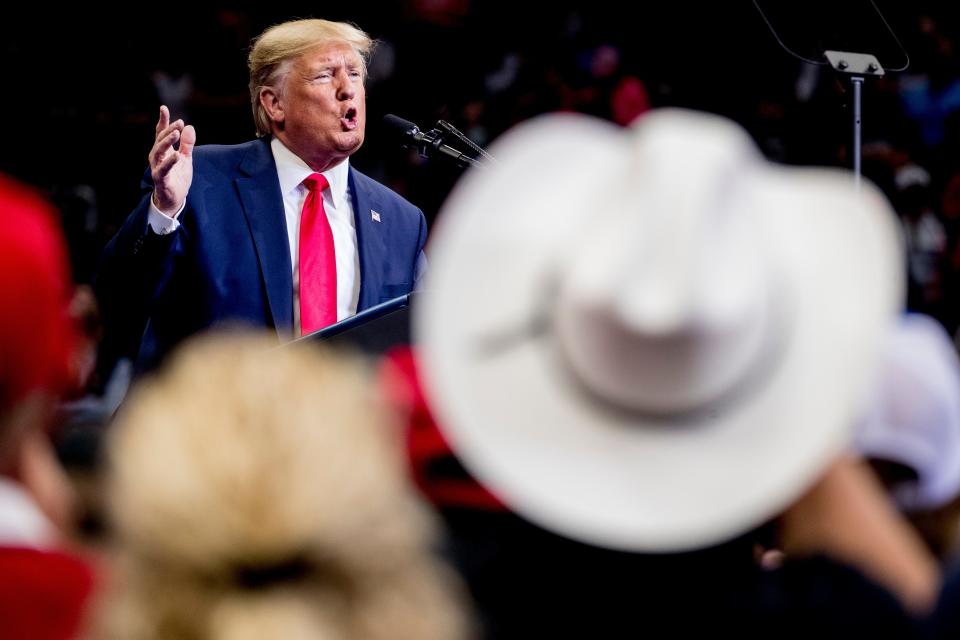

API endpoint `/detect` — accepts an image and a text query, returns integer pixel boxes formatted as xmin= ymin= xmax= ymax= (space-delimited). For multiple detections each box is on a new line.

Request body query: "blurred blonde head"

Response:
xmin=94 ymin=332 xmax=470 ymax=640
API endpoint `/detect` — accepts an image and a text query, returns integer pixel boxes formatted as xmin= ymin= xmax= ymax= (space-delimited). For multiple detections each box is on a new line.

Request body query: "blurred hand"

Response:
xmin=779 ymin=455 xmax=940 ymax=615
xmin=19 ymin=420 xmax=76 ymax=536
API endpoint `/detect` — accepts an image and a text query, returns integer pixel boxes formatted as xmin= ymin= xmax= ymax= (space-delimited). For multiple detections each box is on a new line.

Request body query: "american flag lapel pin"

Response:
xmin=371 ymin=210 xmax=381 ymax=223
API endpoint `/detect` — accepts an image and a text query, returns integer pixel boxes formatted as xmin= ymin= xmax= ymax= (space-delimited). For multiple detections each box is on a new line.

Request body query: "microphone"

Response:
xmin=383 ymin=114 xmax=481 ymax=168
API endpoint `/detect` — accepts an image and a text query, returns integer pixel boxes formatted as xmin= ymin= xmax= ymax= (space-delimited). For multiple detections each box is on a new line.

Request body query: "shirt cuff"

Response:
xmin=147 ymin=197 xmax=185 ymax=235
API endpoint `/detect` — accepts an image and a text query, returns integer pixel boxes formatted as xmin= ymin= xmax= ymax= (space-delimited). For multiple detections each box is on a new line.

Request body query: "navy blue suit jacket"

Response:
xmin=98 ymin=137 xmax=427 ymax=370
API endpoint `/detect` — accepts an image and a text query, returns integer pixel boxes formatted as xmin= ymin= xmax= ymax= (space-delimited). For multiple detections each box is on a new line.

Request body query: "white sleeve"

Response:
xmin=147 ymin=198 xmax=186 ymax=235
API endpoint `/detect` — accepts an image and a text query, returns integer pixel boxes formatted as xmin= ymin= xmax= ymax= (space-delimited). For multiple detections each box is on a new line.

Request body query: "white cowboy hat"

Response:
xmin=414 ymin=109 xmax=904 ymax=552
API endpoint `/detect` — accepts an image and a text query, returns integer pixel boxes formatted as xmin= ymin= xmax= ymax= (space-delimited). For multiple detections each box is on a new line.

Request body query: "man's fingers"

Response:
xmin=179 ymin=125 xmax=197 ymax=158
xmin=153 ymin=150 xmax=180 ymax=180
xmin=150 ymin=128 xmax=180 ymax=168
xmin=155 ymin=105 xmax=170 ymax=136
xmin=155 ymin=120 xmax=184 ymax=145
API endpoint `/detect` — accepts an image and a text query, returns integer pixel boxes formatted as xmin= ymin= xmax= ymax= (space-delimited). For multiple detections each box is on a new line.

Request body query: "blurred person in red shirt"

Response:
xmin=0 ymin=174 xmax=95 ymax=640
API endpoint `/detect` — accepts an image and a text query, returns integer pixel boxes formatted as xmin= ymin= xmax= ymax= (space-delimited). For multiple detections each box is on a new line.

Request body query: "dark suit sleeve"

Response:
xmin=94 ymin=172 xmax=185 ymax=362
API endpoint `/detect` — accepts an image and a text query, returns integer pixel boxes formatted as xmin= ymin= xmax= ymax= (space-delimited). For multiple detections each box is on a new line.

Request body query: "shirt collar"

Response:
xmin=270 ymin=137 xmax=350 ymax=209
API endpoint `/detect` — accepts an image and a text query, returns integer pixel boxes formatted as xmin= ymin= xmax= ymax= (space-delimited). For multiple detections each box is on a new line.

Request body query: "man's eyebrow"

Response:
xmin=308 ymin=58 xmax=359 ymax=70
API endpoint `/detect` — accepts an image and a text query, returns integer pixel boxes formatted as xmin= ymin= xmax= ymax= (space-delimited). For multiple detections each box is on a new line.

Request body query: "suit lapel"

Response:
xmin=236 ymin=139 xmax=294 ymax=338
xmin=349 ymin=169 xmax=387 ymax=310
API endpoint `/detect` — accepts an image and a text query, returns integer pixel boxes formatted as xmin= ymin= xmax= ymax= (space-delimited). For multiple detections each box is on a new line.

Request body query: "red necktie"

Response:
xmin=299 ymin=173 xmax=337 ymax=334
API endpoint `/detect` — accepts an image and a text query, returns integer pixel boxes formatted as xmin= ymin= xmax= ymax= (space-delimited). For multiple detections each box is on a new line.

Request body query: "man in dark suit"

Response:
xmin=98 ymin=18 xmax=427 ymax=371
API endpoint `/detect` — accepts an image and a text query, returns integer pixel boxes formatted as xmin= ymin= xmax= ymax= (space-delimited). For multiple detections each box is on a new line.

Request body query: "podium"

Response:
xmin=296 ymin=292 xmax=417 ymax=355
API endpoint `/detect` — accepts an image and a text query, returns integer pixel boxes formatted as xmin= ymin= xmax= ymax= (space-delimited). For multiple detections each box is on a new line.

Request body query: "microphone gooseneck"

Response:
xmin=383 ymin=114 xmax=488 ymax=169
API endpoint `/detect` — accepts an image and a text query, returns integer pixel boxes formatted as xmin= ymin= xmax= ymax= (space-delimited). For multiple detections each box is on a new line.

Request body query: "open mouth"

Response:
xmin=341 ymin=107 xmax=358 ymax=130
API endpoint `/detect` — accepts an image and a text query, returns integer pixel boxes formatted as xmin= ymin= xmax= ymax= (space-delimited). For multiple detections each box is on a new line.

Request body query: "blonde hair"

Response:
xmin=248 ymin=19 xmax=374 ymax=138
xmin=93 ymin=332 xmax=470 ymax=640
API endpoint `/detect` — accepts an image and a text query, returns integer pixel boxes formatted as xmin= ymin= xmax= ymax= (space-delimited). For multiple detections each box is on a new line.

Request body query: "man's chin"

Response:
xmin=336 ymin=132 xmax=365 ymax=155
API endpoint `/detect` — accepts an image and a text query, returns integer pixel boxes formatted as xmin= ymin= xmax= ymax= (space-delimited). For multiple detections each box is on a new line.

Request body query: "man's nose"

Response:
xmin=336 ymin=73 xmax=356 ymax=100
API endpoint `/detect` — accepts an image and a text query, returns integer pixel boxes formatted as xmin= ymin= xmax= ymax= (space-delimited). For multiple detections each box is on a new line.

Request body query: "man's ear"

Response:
xmin=260 ymin=87 xmax=284 ymax=125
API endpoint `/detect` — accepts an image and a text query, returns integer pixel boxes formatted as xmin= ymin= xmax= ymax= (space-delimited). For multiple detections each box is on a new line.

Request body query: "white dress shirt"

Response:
xmin=147 ymin=137 xmax=361 ymax=334
xmin=0 ymin=478 xmax=56 ymax=548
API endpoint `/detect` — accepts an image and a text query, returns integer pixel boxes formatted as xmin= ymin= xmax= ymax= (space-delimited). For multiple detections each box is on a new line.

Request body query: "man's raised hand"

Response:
xmin=150 ymin=105 xmax=196 ymax=216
